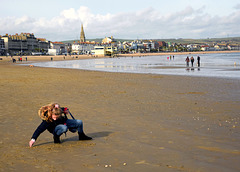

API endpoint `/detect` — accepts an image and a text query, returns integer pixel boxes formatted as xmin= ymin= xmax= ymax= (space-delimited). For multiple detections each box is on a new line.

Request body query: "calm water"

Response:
xmin=29 ymin=52 xmax=240 ymax=79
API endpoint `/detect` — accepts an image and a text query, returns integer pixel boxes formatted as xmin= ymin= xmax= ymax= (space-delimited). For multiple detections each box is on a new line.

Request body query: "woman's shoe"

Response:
xmin=53 ymin=135 xmax=61 ymax=143
xmin=78 ymin=132 xmax=92 ymax=140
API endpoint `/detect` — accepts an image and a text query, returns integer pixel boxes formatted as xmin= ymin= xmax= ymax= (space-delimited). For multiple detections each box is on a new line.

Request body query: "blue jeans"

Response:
xmin=54 ymin=119 xmax=83 ymax=136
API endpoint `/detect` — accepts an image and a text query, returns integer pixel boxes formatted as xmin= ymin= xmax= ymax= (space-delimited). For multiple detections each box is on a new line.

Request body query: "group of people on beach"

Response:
xmin=12 ymin=57 xmax=27 ymax=63
xmin=185 ymin=56 xmax=200 ymax=67
xmin=166 ymin=55 xmax=200 ymax=68
xmin=167 ymin=55 xmax=174 ymax=60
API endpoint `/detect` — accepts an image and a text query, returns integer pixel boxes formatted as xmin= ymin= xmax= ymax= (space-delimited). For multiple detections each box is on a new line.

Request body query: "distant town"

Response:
xmin=1 ymin=25 xmax=240 ymax=57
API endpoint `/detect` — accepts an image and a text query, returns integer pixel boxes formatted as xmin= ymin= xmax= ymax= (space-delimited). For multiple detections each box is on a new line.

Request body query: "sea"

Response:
xmin=28 ymin=52 xmax=240 ymax=79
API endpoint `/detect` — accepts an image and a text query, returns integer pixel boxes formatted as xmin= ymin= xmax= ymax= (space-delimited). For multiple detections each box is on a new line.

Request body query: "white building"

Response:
xmin=50 ymin=42 xmax=65 ymax=55
xmin=91 ymin=46 xmax=117 ymax=57
xmin=48 ymin=49 xmax=57 ymax=56
xmin=72 ymin=43 xmax=94 ymax=54
xmin=102 ymin=36 xmax=117 ymax=46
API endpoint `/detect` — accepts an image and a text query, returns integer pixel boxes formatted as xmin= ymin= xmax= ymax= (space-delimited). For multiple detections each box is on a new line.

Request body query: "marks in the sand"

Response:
xmin=150 ymin=75 xmax=164 ymax=79
xmin=177 ymin=91 xmax=206 ymax=95
xmin=135 ymin=160 xmax=152 ymax=165
xmin=96 ymin=160 xmax=186 ymax=171
xmin=115 ymin=90 xmax=127 ymax=94
xmin=197 ymin=146 xmax=240 ymax=155
xmin=135 ymin=160 xmax=185 ymax=170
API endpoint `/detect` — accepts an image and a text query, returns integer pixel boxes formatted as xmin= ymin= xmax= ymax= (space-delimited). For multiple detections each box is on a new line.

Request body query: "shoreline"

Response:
xmin=0 ymin=50 xmax=240 ymax=62
xmin=4 ymin=50 xmax=238 ymax=81
xmin=119 ymin=50 xmax=240 ymax=57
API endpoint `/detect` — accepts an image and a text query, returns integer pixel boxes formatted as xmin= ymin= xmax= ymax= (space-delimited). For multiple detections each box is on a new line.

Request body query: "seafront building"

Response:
xmin=91 ymin=36 xmax=118 ymax=56
xmin=1 ymin=33 xmax=28 ymax=55
xmin=102 ymin=36 xmax=116 ymax=45
xmin=0 ymin=38 xmax=5 ymax=55
xmin=1 ymin=33 xmax=50 ymax=55
xmin=72 ymin=42 xmax=95 ymax=55
xmin=49 ymin=42 xmax=66 ymax=55
xmin=91 ymin=46 xmax=118 ymax=57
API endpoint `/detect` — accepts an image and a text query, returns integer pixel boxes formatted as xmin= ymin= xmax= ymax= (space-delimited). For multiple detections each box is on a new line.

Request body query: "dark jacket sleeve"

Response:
xmin=31 ymin=121 xmax=49 ymax=140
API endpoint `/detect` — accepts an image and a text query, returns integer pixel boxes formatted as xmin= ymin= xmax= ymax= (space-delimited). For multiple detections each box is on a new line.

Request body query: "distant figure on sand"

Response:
xmin=190 ymin=56 xmax=194 ymax=67
xmin=197 ymin=56 xmax=200 ymax=67
xmin=185 ymin=56 xmax=190 ymax=67
xmin=29 ymin=103 xmax=92 ymax=147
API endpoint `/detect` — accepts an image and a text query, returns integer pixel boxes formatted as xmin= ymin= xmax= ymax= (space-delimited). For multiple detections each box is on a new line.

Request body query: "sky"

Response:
xmin=0 ymin=0 xmax=240 ymax=41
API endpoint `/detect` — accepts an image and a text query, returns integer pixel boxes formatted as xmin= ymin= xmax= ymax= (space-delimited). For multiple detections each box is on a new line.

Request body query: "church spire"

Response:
xmin=80 ymin=24 xmax=86 ymax=43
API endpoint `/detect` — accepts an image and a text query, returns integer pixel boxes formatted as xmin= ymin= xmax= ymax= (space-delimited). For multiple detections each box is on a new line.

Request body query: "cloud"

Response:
xmin=61 ymin=8 xmax=78 ymax=20
xmin=234 ymin=4 xmax=240 ymax=9
xmin=0 ymin=5 xmax=240 ymax=41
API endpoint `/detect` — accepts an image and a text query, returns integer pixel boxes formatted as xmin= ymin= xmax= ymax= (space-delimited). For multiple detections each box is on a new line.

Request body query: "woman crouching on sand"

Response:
xmin=29 ymin=103 xmax=92 ymax=147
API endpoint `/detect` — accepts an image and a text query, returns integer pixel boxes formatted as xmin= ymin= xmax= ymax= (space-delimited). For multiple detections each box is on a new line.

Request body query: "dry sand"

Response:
xmin=0 ymin=55 xmax=240 ymax=171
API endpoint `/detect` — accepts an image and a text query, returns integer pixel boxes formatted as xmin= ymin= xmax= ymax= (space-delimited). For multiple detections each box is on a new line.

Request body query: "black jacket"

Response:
xmin=31 ymin=115 xmax=67 ymax=140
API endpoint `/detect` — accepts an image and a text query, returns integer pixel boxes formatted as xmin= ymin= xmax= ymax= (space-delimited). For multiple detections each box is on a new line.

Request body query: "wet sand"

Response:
xmin=0 ymin=61 xmax=240 ymax=171
xmin=1 ymin=50 xmax=240 ymax=62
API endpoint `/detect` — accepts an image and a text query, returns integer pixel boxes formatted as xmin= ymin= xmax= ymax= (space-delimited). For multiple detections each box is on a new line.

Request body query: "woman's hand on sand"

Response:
xmin=29 ymin=139 xmax=35 ymax=147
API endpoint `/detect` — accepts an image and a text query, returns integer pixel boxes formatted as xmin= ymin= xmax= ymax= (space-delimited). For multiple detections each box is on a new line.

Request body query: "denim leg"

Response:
xmin=54 ymin=124 xmax=68 ymax=136
xmin=66 ymin=119 xmax=83 ymax=133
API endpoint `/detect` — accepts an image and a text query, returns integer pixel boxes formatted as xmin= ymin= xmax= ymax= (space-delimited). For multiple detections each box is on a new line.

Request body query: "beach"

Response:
xmin=0 ymin=55 xmax=240 ymax=171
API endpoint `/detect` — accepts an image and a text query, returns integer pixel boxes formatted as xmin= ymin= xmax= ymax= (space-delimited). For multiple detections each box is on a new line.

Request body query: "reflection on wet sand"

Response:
xmin=29 ymin=52 xmax=240 ymax=79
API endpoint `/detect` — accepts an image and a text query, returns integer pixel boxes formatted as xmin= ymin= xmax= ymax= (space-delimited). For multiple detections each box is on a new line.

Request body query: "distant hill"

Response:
xmin=159 ymin=37 xmax=240 ymax=44
xmin=62 ymin=38 xmax=103 ymax=44
xmin=61 ymin=37 xmax=240 ymax=44
xmin=61 ymin=38 xmax=133 ymax=44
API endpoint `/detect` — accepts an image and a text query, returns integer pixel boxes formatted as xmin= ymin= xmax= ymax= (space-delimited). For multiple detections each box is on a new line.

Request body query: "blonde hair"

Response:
xmin=38 ymin=103 xmax=63 ymax=122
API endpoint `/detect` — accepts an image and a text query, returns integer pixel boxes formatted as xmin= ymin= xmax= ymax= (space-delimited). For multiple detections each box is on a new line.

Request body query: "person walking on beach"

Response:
xmin=197 ymin=56 xmax=200 ymax=67
xmin=185 ymin=56 xmax=190 ymax=67
xmin=190 ymin=56 xmax=194 ymax=67
xmin=12 ymin=58 xmax=16 ymax=63
xmin=29 ymin=103 xmax=92 ymax=147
